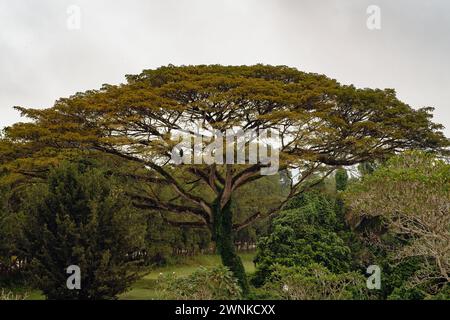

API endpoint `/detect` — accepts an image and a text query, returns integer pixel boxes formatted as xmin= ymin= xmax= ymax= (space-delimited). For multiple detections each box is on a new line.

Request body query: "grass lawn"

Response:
xmin=119 ymin=252 xmax=256 ymax=300
xmin=8 ymin=252 xmax=255 ymax=300
xmin=1 ymin=286 xmax=45 ymax=300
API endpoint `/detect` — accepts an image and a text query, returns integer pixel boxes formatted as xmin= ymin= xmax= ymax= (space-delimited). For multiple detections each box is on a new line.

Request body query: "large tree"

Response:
xmin=1 ymin=65 xmax=447 ymax=291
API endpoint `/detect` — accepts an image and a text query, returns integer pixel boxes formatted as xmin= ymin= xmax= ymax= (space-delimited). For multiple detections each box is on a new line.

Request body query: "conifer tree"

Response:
xmin=22 ymin=162 xmax=145 ymax=300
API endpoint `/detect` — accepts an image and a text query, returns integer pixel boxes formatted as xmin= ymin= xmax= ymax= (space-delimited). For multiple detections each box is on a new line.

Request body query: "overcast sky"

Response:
xmin=1 ymin=0 xmax=449 ymax=136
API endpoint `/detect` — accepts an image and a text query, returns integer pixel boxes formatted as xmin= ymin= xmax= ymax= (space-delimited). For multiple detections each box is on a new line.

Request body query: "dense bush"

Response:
xmin=0 ymin=187 xmax=13 ymax=274
xmin=157 ymin=266 xmax=242 ymax=300
xmin=0 ymin=186 xmax=20 ymax=273
xmin=21 ymin=162 xmax=146 ymax=300
xmin=345 ymin=152 xmax=450 ymax=298
xmin=253 ymin=191 xmax=352 ymax=285
xmin=0 ymin=184 xmax=28 ymax=285
xmin=426 ymin=284 xmax=450 ymax=300
xmin=261 ymin=264 xmax=368 ymax=300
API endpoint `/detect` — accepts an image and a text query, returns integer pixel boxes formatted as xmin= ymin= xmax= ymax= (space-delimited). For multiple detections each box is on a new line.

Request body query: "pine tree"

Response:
xmin=22 ymin=162 xmax=145 ymax=300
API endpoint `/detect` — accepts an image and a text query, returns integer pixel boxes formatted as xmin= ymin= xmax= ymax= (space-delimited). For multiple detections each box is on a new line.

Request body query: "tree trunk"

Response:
xmin=212 ymin=198 xmax=249 ymax=294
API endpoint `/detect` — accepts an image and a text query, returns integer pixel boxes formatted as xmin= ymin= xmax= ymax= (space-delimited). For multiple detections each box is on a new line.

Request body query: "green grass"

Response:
xmin=10 ymin=252 xmax=255 ymax=300
xmin=0 ymin=286 xmax=45 ymax=300
xmin=119 ymin=252 xmax=256 ymax=300
xmin=26 ymin=290 xmax=46 ymax=300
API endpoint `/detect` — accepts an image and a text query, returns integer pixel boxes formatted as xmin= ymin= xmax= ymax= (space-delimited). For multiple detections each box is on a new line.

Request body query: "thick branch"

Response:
xmin=232 ymin=167 xmax=336 ymax=231
xmin=220 ymin=164 xmax=233 ymax=208
xmin=94 ymin=145 xmax=213 ymax=216
xmin=231 ymin=164 xmax=263 ymax=191
xmin=130 ymin=193 xmax=211 ymax=225
xmin=162 ymin=217 xmax=208 ymax=229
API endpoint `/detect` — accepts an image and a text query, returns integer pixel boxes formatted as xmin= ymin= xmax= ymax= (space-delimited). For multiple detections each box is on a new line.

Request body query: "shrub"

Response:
xmin=426 ymin=283 xmax=450 ymax=300
xmin=21 ymin=162 xmax=146 ymax=300
xmin=345 ymin=151 xmax=450 ymax=297
xmin=262 ymin=264 xmax=368 ymax=300
xmin=157 ymin=266 xmax=242 ymax=300
xmin=253 ymin=192 xmax=352 ymax=285
xmin=0 ymin=186 xmax=24 ymax=281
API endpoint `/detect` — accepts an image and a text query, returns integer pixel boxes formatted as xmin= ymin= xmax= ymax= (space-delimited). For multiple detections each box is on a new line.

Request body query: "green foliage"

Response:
xmin=388 ymin=286 xmax=427 ymax=300
xmin=253 ymin=192 xmax=352 ymax=285
xmin=334 ymin=168 xmax=348 ymax=230
xmin=157 ymin=266 xmax=242 ymax=300
xmin=345 ymin=151 xmax=450 ymax=299
xmin=233 ymin=174 xmax=288 ymax=245
xmin=261 ymin=264 xmax=368 ymax=300
xmin=335 ymin=168 xmax=348 ymax=192
xmin=0 ymin=185 xmax=25 ymax=283
xmin=21 ymin=162 xmax=146 ymax=300
xmin=426 ymin=283 xmax=450 ymax=300
xmin=0 ymin=187 xmax=13 ymax=267
xmin=143 ymin=212 xmax=211 ymax=265
xmin=357 ymin=162 xmax=377 ymax=176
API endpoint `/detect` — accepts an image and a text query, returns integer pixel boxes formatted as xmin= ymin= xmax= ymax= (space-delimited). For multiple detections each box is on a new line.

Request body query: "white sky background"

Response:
xmin=0 ymin=0 xmax=449 ymax=136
